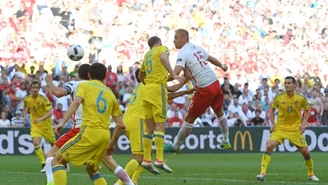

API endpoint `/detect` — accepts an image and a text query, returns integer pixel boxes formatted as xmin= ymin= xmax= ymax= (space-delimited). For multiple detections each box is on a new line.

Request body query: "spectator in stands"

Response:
xmin=168 ymin=111 xmax=183 ymax=127
xmin=251 ymin=110 xmax=265 ymax=126
xmin=0 ymin=111 xmax=11 ymax=127
xmin=53 ymin=103 xmax=64 ymax=126
xmin=11 ymin=110 xmax=24 ymax=127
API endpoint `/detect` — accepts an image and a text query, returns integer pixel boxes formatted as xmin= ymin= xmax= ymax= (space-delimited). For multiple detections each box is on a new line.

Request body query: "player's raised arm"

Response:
xmin=55 ymin=96 xmax=82 ymax=134
xmin=45 ymin=74 xmax=69 ymax=97
xmin=207 ymin=55 xmax=228 ymax=72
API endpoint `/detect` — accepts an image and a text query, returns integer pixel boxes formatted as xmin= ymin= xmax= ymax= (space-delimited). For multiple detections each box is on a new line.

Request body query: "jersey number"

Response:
xmin=129 ymin=91 xmax=137 ymax=104
xmin=193 ymin=51 xmax=208 ymax=68
xmin=287 ymin=106 xmax=293 ymax=114
xmin=146 ymin=54 xmax=152 ymax=74
xmin=96 ymin=91 xmax=107 ymax=114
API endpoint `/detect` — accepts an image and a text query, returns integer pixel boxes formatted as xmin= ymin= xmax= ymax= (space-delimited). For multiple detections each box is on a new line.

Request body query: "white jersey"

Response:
xmin=176 ymin=43 xmax=217 ymax=88
xmin=63 ymin=80 xmax=87 ymax=128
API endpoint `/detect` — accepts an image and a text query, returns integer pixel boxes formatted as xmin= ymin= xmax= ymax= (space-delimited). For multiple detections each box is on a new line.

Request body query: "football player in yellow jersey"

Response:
xmin=23 ymin=80 xmax=55 ymax=173
xmin=115 ymin=69 xmax=195 ymax=185
xmin=51 ymin=63 xmax=126 ymax=185
xmin=256 ymin=76 xmax=319 ymax=182
xmin=138 ymin=36 xmax=184 ymax=174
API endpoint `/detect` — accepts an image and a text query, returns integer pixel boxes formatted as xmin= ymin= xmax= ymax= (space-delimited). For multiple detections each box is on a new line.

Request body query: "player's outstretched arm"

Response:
xmin=55 ymin=97 xmax=82 ymax=135
xmin=45 ymin=74 xmax=68 ymax=97
xmin=207 ymin=55 xmax=228 ymax=72
xmin=168 ymin=88 xmax=196 ymax=100
xmin=167 ymin=82 xmax=185 ymax=92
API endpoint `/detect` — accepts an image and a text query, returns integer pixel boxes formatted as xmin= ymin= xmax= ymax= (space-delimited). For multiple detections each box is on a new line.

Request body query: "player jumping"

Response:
xmin=164 ymin=28 xmax=231 ymax=153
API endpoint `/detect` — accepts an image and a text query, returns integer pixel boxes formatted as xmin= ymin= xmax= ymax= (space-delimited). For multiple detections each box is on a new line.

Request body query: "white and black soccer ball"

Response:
xmin=67 ymin=45 xmax=84 ymax=61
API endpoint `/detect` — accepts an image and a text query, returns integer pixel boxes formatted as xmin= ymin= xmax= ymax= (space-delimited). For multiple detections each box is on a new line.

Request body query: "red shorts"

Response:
xmin=188 ymin=80 xmax=223 ymax=118
xmin=54 ymin=127 xmax=80 ymax=148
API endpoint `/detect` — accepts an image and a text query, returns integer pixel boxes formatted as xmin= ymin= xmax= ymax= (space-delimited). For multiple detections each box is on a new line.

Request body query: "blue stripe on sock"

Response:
xmin=143 ymin=134 xmax=153 ymax=139
xmin=90 ymin=173 xmax=102 ymax=181
xmin=154 ymin=134 xmax=164 ymax=139
xmin=52 ymin=165 xmax=65 ymax=173
xmin=264 ymin=152 xmax=271 ymax=155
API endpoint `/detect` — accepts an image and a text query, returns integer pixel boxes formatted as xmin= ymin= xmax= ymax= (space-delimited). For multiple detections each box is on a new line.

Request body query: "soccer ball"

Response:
xmin=67 ymin=45 xmax=84 ymax=61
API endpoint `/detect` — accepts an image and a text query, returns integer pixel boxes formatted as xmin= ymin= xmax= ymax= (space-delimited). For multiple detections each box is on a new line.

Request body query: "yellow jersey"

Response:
xmin=272 ymin=91 xmax=309 ymax=131
xmin=124 ymin=83 xmax=144 ymax=119
xmin=76 ymin=80 xmax=122 ymax=130
xmin=141 ymin=46 xmax=169 ymax=85
xmin=24 ymin=94 xmax=52 ymax=129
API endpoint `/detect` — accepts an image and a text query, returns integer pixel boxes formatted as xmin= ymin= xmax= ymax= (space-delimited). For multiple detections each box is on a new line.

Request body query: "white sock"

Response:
xmin=173 ymin=121 xmax=193 ymax=150
xmin=218 ymin=115 xmax=230 ymax=143
xmin=114 ymin=166 xmax=133 ymax=184
xmin=45 ymin=157 xmax=54 ymax=183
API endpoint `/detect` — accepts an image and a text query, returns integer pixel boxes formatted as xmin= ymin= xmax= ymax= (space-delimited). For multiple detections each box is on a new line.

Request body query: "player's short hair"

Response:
xmin=148 ymin=36 xmax=161 ymax=48
xmin=89 ymin=63 xmax=106 ymax=81
xmin=78 ymin=64 xmax=90 ymax=80
xmin=135 ymin=68 xmax=141 ymax=83
xmin=30 ymin=80 xmax=41 ymax=89
xmin=175 ymin=29 xmax=189 ymax=42
xmin=284 ymin=76 xmax=296 ymax=84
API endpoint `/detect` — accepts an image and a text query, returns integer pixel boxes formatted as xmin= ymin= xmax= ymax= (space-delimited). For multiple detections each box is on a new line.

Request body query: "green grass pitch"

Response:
xmin=0 ymin=153 xmax=327 ymax=185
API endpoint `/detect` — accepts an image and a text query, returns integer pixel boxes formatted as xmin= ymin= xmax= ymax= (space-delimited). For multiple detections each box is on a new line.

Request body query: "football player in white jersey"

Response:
xmin=164 ymin=28 xmax=231 ymax=153
xmin=44 ymin=64 xmax=134 ymax=185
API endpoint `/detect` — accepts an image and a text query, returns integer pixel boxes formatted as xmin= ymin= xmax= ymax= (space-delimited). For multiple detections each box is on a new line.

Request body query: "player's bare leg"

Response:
xmin=45 ymin=146 xmax=59 ymax=185
xmin=141 ymin=118 xmax=160 ymax=175
xmin=102 ymin=155 xmax=134 ymax=185
xmin=256 ymin=139 xmax=279 ymax=181
xmin=164 ymin=113 xmax=194 ymax=153
xmin=214 ymin=109 xmax=231 ymax=149
xmin=298 ymin=146 xmax=319 ymax=181
xmin=115 ymin=154 xmax=143 ymax=185
xmin=153 ymin=122 xmax=173 ymax=173
xmin=32 ymin=137 xmax=46 ymax=173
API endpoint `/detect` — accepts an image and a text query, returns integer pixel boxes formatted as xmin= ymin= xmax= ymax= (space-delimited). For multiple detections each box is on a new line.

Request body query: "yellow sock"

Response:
xmin=143 ymin=133 xmax=153 ymax=162
xmin=305 ymin=159 xmax=314 ymax=176
xmin=125 ymin=159 xmax=140 ymax=176
xmin=53 ymin=165 xmax=67 ymax=185
xmin=260 ymin=152 xmax=271 ymax=175
xmin=90 ymin=173 xmax=107 ymax=185
xmin=132 ymin=166 xmax=144 ymax=184
xmin=115 ymin=159 xmax=139 ymax=185
xmin=115 ymin=180 xmax=124 ymax=185
xmin=154 ymin=131 xmax=165 ymax=162
xmin=35 ymin=145 xmax=45 ymax=164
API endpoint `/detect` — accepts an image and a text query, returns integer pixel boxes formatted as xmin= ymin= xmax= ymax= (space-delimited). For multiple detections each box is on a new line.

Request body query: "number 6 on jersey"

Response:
xmin=96 ymin=91 xmax=107 ymax=113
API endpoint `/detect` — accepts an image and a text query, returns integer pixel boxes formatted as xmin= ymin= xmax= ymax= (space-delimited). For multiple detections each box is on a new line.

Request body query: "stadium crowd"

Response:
xmin=0 ymin=0 xmax=327 ymax=128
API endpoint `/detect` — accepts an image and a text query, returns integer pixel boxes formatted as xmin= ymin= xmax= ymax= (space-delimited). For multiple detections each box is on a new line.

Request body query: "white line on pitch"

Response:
xmin=0 ymin=171 xmax=322 ymax=185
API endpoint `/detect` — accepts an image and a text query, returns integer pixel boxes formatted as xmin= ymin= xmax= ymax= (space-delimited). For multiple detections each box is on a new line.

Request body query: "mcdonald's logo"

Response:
xmin=233 ymin=131 xmax=253 ymax=151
